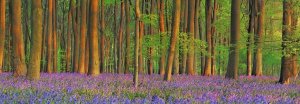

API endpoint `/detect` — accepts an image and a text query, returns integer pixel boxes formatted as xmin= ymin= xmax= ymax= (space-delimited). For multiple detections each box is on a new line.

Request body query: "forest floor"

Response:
xmin=0 ymin=73 xmax=299 ymax=103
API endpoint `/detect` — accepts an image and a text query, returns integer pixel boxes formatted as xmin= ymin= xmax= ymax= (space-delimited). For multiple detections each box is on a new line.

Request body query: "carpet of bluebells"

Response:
xmin=0 ymin=73 xmax=299 ymax=104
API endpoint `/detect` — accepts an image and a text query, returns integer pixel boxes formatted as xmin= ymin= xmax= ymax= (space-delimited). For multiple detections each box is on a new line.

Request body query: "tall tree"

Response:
xmin=78 ymin=0 xmax=87 ymax=74
xmin=0 ymin=0 xmax=6 ymax=73
xmin=134 ymin=0 xmax=141 ymax=87
xmin=47 ymin=0 xmax=53 ymax=73
xmin=279 ymin=0 xmax=298 ymax=84
xmin=12 ymin=0 xmax=27 ymax=76
xmin=100 ymin=0 xmax=105 ymax=73
xmin=158 ymin=0 xmax=166 ymax=76
xmin=225 ymin=0 xmax=240 ymax=79
xmin=52 ymin=0 xmax=57 ymax=73
xmin=27 ymin=0 xmax=43 ymax=80
xmin=253 ymin=0 xmax=264 ymax=76
xmin=164 ymin=0 xmax=181 ymax=81
xmin=124 ymin=0 xmax=131 ymax=74
xmin=186 ymin=0 xmax=196 ymax=75
xmin=117 ymin=0 xmax=125 ymax=74
xmin=247 ymin=0 xmax=255 ymax=76
xmin=203 ymin=0 xmax=213 ymax=76
xmin=88 ymin=0 xmax=100 ymax=76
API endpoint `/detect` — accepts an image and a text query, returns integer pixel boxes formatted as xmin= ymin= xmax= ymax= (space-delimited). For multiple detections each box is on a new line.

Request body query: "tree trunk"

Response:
xmin=247 ymin=0 xmax=255 ymax=76
xmin=134 ymin=0 xmax=141 ymax=87
xmin=225 ymin=0 xmax=240 ymax=79
xmin=187 ymin=0 xmax=195 ymax=75
xmin=52 ymin=0 xmax=57 ymax=73
xmin=124 ymin=0 xmax=131 ymax=74
xmin=47 ymin=0 xmax=53 ymax=73
xmin=88 ymin=0 xmax=100 ymax=76
xmin=253 ymin=0 xmax=264 ymax=76
xmin=78 ymin=0 xmax=87 ymax=74
xmin=12 ymin=0 xmax=27 ymax=76
xmin=100 ymin=0 xmax=105 ymax=73
xmin=204 ymin=0 xmax=212 ymax=76
xmin=117 ymin=0 xmax=125 ymax=74
xmin=158 ymin=0 xmax=166 ymax=76
xmin=164 ymin=0 xmax=181 ymax=81
xmin=0 ymin=0 xmax=6 ymax=73
xmin=27 ymin=0 xmax=43 ymax=80
xmin=279 ymin=0 xmax=298 ymax=84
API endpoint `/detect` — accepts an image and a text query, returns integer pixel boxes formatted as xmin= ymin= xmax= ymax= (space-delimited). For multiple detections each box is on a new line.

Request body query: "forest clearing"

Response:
xmin=0 ymin=0 xmax=300 ymax=103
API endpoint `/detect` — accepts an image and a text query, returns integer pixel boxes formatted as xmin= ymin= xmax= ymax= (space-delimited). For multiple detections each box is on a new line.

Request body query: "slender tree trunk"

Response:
xmin=134 ymin=0 xmax=141 ymax=87
xmin=99 ymin=0 xmax=105 ymax=73
xmin=12 ymin=0 xmax=27 ymax=76
xmin=0 ymin=0 xmax=6 ymax=73
xmin=88 ymin=0 xmax=100 ymax=76
xmin=73 ymin=1 xmax=80 ymax=73
xmin=164 ymin=0 xmax=181 ymax=81
xmin=66 ymin=0 xmax=73 ymax=73
xmin=253 ymin=0 xmax=264 ymax=76
xmin=117 ymin=0 xmax=125 ymax=74
xmin=204 ymin=0 xmax=212 ymax=76
xmin=147 ymin=0 xmax=155 ymax=75
xmin=225 ymin=0 xmax=240 ymax=79
xmin=47 ymin=0 xmax=53 ymax=73
xmin=158 ymin=0 xmax=166 ymax=76
xmin=52 ymin=0 xmax=57 ymax=73
xmin=78 ymin=0 xmax=87 ymax=74
xmin=211 ymin=0 xmax=217 ymax=75
xmin=247 ymin=0 xmax=255 ymax=76
xmin=187 ymin=0 xmax=195 ymax=75
xmin=27 ymin=0 xmax=42 ymax=80
xmin=124 ymin=0 xmax=131 ymax=74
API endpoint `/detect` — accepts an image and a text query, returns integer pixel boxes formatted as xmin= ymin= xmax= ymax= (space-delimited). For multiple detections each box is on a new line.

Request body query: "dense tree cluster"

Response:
xmin=0 ymin=0 xmax=299 ymax=85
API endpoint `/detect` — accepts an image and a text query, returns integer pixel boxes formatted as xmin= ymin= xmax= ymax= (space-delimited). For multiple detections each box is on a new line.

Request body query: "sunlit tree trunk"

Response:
xmin=12 ymin=0 xmax=27 ymax=76
xmin=247 ymin=0 xmax=255 ymax=76
xmin=88 ymin=0 xmax=100 ymax=76
xmin=78 ymin=0 xmax=87 ymax=74
xmin=134 ymin=0 xmax=141 ymax=87
xmin=27 ymin=0 xmax=42 ymax=80
xmin=164 ymin=0 xmax=181 ymax=81
xmin=158 ymin=0 xmax=166 ymax=76
xmin=187 ymin=0 xmax=195 ymax=75
xmin=0 ymin=0 xmax=6 ymax=73
xmin=204 ymin=0 xmax=212 ymax=76
xmin=52 ymin=0 xmax=57 ymax=73
xmin=253 ymin=0 xmax=264 ymax=76
xmin=225 ymin=0 xmax=240 ymax=79
xmin=47 ymin=0 xmax=53 ymax=73
xmin=211 ymin=0 xmax=218 ymax=75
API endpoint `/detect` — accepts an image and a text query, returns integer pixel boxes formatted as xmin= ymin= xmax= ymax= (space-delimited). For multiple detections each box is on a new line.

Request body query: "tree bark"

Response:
xmin=187 ymin=0 xmax=195 ymax=75
xmin=225 ymin=0 xmax=240 ymax=79
xmin=204 ymin=0 xmax=212 ymax=76
xmin=158 ymin=0 xmax=166 ymax=76
xmin=124 ymin=0 xmax=131 ymax=74
xmin=88 ymin=0 xmax=100 ymax=76
xmin=117 ymin=0 xmax=125 ymax=74
xmin=134 ymin=0 xmax=141 ymax=87
xmin=100 ymin=0 xmax=105 ymax=73
xmin=253 ymin=0 xmax=264 ymax=76
xmin=27 ymin=0 xmax=43 ymax=80
xmin=78 ymin=0 xmax=87 ymax=74
xmin=0 ymin=0 xmax=6 ymax=73
xmin=12 ymin=0 xmax=27 ymax=76
xmin=164 ymin=0 xmax=181 ymax=81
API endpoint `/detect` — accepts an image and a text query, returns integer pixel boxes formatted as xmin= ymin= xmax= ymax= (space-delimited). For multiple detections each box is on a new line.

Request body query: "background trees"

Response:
xmin=0 ymin=0 xmax=298 ymax=84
